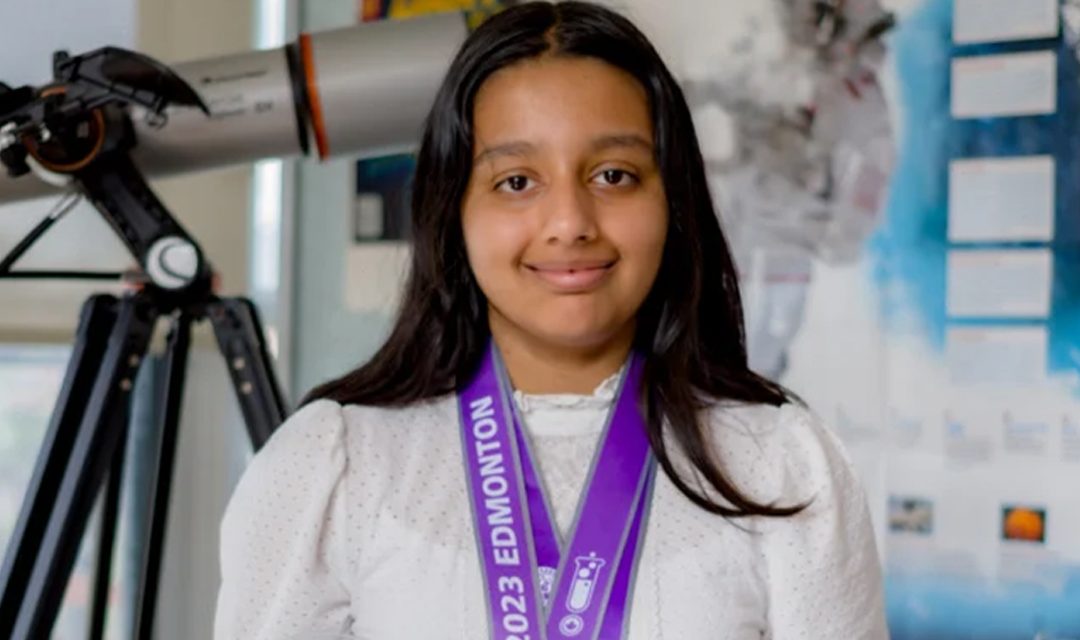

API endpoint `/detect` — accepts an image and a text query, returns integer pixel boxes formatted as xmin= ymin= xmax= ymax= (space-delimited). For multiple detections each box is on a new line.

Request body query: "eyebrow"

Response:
xmin=472 ymin=133 xmax=654 ymax=165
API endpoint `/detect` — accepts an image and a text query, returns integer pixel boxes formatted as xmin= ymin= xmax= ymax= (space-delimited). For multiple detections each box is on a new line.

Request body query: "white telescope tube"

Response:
xmin=0 ymin=11 xmax=468 ymax=204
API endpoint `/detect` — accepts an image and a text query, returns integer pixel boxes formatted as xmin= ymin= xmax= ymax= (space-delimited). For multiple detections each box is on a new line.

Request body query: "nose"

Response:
xmin=540 ymin=177 xmax=599 ymax=246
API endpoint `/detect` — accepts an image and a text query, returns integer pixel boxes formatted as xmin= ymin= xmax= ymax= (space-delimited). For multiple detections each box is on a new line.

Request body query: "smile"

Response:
xmin=523 ymin=260 xmax=616 ymax=292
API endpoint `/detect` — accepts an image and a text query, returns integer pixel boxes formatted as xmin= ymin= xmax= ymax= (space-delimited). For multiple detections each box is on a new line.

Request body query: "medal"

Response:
xmin=459 ymin=343 xmax=655 ymax=639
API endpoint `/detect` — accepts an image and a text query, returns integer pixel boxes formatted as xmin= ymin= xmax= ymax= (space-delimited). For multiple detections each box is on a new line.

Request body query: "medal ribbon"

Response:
xmin=460 ymin=343 xmax=655 ymax=640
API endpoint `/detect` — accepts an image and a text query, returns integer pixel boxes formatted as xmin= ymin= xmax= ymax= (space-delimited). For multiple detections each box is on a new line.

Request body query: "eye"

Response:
xmin=595 ymin=169 xmax=638 ymax=187
xmin=495 ymin=175 xmax=533 ymax=193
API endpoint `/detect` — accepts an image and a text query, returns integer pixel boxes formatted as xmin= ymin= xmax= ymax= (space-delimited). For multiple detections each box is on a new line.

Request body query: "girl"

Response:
xmin=214 ymin=2 xmax=888 ymax=638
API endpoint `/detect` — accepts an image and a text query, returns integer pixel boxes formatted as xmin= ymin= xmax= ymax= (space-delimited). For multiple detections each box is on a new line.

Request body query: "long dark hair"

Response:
xmin=305 ymin=0 xmax=804 ymax=518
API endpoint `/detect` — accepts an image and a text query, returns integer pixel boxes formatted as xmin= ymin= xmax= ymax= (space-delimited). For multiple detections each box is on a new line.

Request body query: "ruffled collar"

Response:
xmin=512 ymin=366 xmax=623 ymax=414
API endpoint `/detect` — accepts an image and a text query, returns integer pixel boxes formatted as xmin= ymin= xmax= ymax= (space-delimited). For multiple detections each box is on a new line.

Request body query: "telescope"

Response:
xmin=0 ymin=11 xmax=466 ymax=205
xmin=0 ymin=11 xmax=468 ymax=640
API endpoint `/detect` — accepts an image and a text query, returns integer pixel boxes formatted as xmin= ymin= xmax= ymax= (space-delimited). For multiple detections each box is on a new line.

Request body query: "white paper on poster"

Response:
xmin=951 ymin=51 xmax=1057 ymax=119
xmin=946 ymin=326 xmax=1047 ymax=386
xmin=343 ymin=242 xmax=411 ymax=313
xmin=948 ymin=156 xmax=1055 ymax=242
xmin=947 ymin=249 xmax=1052 ymax=318
xmin=953 ymin=0 xmax=1059 ymax=45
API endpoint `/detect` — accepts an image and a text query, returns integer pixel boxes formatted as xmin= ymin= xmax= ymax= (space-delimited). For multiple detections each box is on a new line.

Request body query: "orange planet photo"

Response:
xmin=1001 ymin=505 xmax=1046 ymax=543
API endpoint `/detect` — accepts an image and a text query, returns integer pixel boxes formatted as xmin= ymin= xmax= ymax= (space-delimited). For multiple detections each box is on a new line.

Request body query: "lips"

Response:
xmin=524 ymin=259 xmax=616 ymax=292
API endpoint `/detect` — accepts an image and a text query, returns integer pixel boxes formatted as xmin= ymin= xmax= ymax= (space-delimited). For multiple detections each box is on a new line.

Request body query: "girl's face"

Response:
xmin=461 ymin=56 xmax=668 ymax=353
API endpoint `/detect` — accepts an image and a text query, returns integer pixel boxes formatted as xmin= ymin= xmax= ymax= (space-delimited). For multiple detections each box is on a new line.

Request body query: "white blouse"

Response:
xmin=214 ymin=374 xmax=888 ymax=640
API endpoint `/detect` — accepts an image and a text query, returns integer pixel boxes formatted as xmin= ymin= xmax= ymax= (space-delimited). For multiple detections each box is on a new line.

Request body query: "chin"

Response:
xmin=526 ymin=318 xmax=629 ymax=353
xmin=491 ymin=297 xmax=636 ymax=352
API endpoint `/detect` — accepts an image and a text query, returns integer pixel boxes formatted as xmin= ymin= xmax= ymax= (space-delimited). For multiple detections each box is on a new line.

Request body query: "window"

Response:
xmin=0 ymin=344 xmax=128 ymax=639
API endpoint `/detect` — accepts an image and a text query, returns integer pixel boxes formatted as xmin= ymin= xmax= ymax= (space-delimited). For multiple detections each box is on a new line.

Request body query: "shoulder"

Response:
xmin=699 ymin=400 xmax=860 ymax=509
xmin=262 ymin=398 xmax=348 ymax=456
xmin=278 ymin=394 xmax=465 ymax=497
xmin=217 ymin=400 xmax=358 ymax=638
xmin=333 ymin=394 xmax=462 ymax=465
xmin=222 ymin=399 xmax=350 ymax=529
xmin=258 ymin=394 xmax=459 ymax=458
xmin=701 ymin=403 xmax=888 ymax=635
xmin=338 ymin=393 xmax=460 ymax=436
xmin=222 ymin=394 xmax=462 ymax=533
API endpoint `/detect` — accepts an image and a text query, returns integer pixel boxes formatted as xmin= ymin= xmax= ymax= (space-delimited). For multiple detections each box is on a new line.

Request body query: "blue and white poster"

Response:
xmin=674 ymin=0 xmax=1080 ymax=637
xmin=868 ymin=0 xmax=1080 ymax=637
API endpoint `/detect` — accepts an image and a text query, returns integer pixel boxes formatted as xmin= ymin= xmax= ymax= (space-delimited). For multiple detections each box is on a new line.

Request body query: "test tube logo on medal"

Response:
xmin=558 ymin=552 xmax=606 ymax=636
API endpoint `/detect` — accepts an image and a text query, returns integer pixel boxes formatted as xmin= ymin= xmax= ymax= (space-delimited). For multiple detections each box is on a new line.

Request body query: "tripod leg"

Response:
xmin=89 ymin=426 xmax=129 ymax=640
xmin=134 ymin=313 xmax=192 ymax=640
xmin=6 ymin=293 xmax=157 ymax=640
xmin=207 ymin=297 xmax=288 ymax=449
xmin=0 ymin=294 xmax=119 ymax=638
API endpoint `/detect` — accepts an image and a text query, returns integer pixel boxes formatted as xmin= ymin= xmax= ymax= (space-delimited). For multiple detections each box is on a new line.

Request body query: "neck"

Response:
xmin=488 ymin=311 xmax=636 ymax=395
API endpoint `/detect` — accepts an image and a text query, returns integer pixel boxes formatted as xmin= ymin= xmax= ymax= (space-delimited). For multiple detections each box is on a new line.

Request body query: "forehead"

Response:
xmin=471 ymin=56 xmax=653 ymax=146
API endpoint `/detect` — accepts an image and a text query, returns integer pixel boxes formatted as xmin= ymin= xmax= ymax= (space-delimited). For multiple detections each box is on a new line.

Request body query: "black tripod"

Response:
xmin=0 ymin=48 xmax=288 ymax=639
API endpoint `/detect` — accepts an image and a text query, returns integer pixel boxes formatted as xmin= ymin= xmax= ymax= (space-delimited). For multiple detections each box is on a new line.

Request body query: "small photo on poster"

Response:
xmin=1001 ymin=505 xmax=1046 ymax=543
xmin=353 ymin=155 xmax=415 ymax=243
xmin=888 ymin=496 xmax=934 ymax=535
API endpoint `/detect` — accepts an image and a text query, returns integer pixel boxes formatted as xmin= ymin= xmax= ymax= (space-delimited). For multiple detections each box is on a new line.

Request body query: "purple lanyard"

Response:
xmin=459 ymin=343 xmax=656 ymax=640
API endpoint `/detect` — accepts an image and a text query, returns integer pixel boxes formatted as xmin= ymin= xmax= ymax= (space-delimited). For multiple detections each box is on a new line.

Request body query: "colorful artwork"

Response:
xmin=359 ymin=0 xmax=509 ymax=30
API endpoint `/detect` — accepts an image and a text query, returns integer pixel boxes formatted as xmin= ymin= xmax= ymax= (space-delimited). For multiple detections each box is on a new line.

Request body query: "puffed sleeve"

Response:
xmin=755 ymin=404 xmax=889 ymax=640
xmin=214 ymin=399 xmax=354 ymax=640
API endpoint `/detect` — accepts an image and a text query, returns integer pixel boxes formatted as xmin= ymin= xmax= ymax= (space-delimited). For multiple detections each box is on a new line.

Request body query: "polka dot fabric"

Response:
xmin=215 ymin=379 xmax=888 ymax=639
